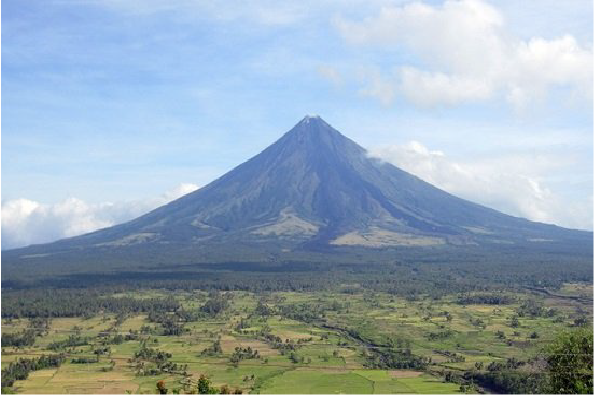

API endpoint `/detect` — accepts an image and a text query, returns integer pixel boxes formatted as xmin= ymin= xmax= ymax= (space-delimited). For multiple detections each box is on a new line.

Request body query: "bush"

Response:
xmin=544 ymin=327 xmax=593 ymax=394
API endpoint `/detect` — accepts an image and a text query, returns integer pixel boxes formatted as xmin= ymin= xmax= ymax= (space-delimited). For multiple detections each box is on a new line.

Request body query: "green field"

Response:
xmin=1 ymin=283 xmax=592 ymax=394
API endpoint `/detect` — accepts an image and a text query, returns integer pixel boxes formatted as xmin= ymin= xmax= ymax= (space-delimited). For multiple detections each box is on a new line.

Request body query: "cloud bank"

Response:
xmin=369 ymin=141 xmax=592 ymax=230
xmin=1 ymin=183 xmax=198 ymax=250
xmin=333 ymin=0 xmax=593 ymax=109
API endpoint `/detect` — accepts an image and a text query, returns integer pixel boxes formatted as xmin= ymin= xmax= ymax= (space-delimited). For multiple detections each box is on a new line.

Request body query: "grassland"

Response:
xmin=2 ymin=283 xmax=591 ymax=394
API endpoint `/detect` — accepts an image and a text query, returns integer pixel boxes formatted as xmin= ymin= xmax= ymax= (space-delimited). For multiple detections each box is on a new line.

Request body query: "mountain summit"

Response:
xmin=5 ymin=116 xmax=589 ymax=268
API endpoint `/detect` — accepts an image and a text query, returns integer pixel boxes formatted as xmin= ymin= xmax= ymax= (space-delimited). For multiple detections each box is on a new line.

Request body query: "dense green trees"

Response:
xmin=457 ymin=293 xmax=516 ymax=305
xmin=367 ymin=348 xmax=430 ymax=370
xmin=229 ymin=347 xmax=259 ymax=364
xmin=199 ymin=293 xmax=231 ymax=317
xmin=47 ymin=335 xmax=89 ymax=350
xmin=544 ymin=327 xmax=593 ymax=394
xmin=1 ymin=289 xmax=180 ymax=319
xmin=1 ymin=355 xmax=65 ymax=389
xmin=1 ymin=330 xmax=36 ymax=347
xmin=4 ymin=244 xmax=592 ymax=301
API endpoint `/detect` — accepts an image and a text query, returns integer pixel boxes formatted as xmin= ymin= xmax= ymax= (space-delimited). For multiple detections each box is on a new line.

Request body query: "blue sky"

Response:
xmin=2 ymin=0 xmax=592 ymax=249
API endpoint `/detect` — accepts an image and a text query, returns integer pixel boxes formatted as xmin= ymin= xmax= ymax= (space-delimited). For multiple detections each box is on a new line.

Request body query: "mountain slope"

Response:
xmin=4 ymin=115 xmax=590 ymax=265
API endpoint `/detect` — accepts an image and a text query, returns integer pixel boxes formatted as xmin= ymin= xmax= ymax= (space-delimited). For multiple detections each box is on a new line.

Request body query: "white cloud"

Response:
xmin=333 ymin=0 xmax=593 ymax=109
xmin=399 ymin=67 xmax=492 ymax=107
xmin=369 ymin=141 xmax=592 ymax=230
xmin=317 ymin=65 xmax=343 ymax=87
xmin=161 ymin=183 xmax=200 ymax=202
xmin=1 ymin=183 xmax=199 ymax=250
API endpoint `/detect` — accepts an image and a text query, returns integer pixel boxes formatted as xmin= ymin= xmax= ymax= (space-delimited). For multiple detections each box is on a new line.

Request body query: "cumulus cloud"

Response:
xmin=333 ymin=0 xmax=593 ymax=109
xmin=369 ymin=141 xmax=592 ymax=230
xmin=1 ymin=183 xmax=199 ymax=250
xmin=399 ymin=68 xmax=492 ymax=107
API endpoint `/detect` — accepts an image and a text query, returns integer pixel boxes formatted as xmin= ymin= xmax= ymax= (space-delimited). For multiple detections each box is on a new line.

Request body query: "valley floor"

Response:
xmin=1 ymin=283 xmax=592 ymax=394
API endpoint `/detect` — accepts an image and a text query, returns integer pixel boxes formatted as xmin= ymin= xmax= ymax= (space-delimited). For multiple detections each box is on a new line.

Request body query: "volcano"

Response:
xmin=3 ymin=115 xmax=590 ymax=274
